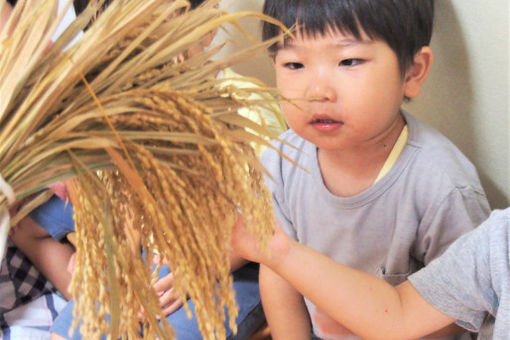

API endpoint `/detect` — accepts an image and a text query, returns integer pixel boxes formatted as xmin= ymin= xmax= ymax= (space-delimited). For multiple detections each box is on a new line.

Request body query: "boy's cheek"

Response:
xmin=278 ymin=102 xmax=298 ymax=124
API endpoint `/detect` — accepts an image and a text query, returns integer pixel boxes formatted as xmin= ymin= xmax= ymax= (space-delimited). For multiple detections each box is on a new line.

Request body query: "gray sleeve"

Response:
xmin=260 ymin=144 xmax=297 ymax=239
xmin=408 ymin=216 xmax=495 ymax=332
xmin=414 ymin=186 xmax=490 ymax=265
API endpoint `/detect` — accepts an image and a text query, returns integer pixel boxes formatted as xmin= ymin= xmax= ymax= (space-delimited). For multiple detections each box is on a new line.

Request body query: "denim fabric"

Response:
xmin=29 ymin=195 xmax=75 ymax=241
xmin=51 ymin=263 xmax=264 ymax=340
xmin=166 ymin=262 xmax=264 ymax=340
xmin=33 ymin=197 xmax=265 ymax=339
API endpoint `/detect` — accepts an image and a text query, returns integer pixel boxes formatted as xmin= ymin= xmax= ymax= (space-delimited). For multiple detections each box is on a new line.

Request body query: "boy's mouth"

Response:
xmin=310 ymin=116 xmax=344 ymax=131
xmin=313 ymin=118 xmax=340 ymax=124
xmin=311 ymin=118 xmax=344 ymax=132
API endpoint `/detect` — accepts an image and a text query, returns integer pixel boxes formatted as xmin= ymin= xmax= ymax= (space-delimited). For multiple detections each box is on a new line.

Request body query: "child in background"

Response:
xmin=10 ymin=195 xmax=75 ymax=301
xmin=231 ymin=208 xmax=510 ymax=339
xmin=256 ymin=0 xmax=490 ymax=339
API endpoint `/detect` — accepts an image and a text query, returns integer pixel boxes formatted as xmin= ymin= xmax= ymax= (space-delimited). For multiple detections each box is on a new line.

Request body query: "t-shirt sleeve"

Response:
xmin=414 ymin=186 xmax=490 ymax=265
xmin=29 ymin=195 xmax=75 ymax=241
xmin=408 ymin=212 xmax=501 ymax=332
xmin=260 ymin=142 xmax=296 ymax=240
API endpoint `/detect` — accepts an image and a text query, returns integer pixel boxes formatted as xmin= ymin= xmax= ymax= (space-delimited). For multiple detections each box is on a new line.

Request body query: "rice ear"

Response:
xmin=0 ymin=0 xmax=287 ymax=338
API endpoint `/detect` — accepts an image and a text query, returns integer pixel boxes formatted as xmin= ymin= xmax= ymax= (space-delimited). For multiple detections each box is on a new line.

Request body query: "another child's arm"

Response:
xmin=231 ymin=216 xmax=456 ymax=340
xmin=10 ymin=217 xmax=74 ymax=300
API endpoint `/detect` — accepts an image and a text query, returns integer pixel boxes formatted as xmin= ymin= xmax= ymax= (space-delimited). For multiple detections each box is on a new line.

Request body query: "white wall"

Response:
xmin=218 ymin=0 xmax=510 ymax=208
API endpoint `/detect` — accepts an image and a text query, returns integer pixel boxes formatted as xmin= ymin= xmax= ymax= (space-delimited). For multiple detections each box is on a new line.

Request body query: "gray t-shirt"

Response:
xmin=261 ymin=112 xmax=491 ymax=339
xmin=409 ymin=209 xmax=510 ymax=339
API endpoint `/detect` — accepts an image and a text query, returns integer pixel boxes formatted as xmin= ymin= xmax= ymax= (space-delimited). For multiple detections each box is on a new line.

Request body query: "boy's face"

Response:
xmin=273 ymin=29 xmax=411 ymax=152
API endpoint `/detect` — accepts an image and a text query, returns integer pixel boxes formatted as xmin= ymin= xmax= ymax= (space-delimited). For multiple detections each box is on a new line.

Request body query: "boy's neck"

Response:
xmin=317 ymin=114 xmax=406 ymax=197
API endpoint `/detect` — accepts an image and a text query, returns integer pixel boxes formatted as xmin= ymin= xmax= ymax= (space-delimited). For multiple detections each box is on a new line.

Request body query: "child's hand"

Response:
xmin=230 ymin=213 xmax=290 ymax=266
xmin=153 ymin=271 xmax=184 ymax=317
xmin=151 ymin=254 xmax=185 ymax=317
xmin=230 ymin=213 xmax=263 ymax=263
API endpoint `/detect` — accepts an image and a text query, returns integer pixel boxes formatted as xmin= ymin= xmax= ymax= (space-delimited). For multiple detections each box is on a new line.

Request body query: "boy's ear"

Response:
xmin=403 ymin=46 xmax=434 ymax=99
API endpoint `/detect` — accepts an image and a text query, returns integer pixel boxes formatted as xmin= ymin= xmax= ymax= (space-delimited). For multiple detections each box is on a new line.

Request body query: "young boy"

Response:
xmin=231 ymin=208 xmax=509 ymax=339
xmin=257 ymin=1 xmax=490 ymax=339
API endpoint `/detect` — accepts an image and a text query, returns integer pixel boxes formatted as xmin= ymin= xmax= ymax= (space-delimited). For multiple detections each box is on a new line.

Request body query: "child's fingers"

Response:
xmin=160 ymin=294 xmax=184 ymax=317
xmin=67 ymin=252 xmax=77 ymax=274
xmin=153 ymin=272 xmax=175 ymax=293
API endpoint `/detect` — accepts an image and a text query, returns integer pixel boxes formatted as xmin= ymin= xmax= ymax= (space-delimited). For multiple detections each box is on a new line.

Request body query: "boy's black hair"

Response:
xmin=262 ymin=0 xmax=434 ymax=73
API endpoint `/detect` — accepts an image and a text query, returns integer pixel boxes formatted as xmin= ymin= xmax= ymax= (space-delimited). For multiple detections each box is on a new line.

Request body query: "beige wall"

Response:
xmin=404 ymin=0 xmax=510 ymax=209
xmin=218 ymin=0 xmax=510 ymax=208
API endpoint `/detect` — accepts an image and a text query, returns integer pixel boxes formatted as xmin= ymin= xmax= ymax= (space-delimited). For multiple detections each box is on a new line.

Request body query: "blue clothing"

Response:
xmin=51 ymin=263 xmax=264 ymax=340
xmin=30 ymin=196 xmax=265 ymax=339
xmin=163 ymin=262 xmax=264 ymax=340
xmin=29 ymin=195 xmax=74 ymax=241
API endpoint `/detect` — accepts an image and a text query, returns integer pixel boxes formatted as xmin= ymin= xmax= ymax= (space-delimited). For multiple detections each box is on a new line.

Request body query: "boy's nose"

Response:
xmin=305 ymin=76 xmax=337 ymax=102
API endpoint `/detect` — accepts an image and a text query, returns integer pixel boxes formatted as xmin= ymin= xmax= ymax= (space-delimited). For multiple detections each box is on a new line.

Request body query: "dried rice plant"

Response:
xmin=0 ymin=0 xmax=286 ymax=338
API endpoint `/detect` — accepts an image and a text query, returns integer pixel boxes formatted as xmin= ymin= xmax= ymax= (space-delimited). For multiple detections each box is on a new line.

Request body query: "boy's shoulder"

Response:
xmin=403 ymin=112 xmax=484 ymax=191
xmin=264 ymin=129 xmax=311 ymax=158
xmin=260 ymin=129 xmax=312 ymax=177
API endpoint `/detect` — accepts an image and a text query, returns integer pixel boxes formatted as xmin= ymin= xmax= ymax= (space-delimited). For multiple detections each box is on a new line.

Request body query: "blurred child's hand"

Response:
xmin=67 ymin=252 xmax=77 ymax=275
xmin=151 ymin=254 xmax=185 ymax=317
xmin=49 ymin=181 xmax=71 ymax=202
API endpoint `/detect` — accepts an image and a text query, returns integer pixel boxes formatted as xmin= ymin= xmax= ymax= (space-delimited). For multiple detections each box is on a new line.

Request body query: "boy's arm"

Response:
xmin=268 ymin=240 xmax=455 ymax=340
xmin=260 ymin=264 xmax=311 ymax=340
xmin=10 ymin=217 xmax=74 ymax=300
xmin=232 ymin=219 xmax=456 ymax=340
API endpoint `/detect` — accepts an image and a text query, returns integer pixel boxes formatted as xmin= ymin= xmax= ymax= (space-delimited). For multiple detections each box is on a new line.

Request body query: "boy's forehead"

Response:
xmin=277 ymin=30 xmax=374 ymax=50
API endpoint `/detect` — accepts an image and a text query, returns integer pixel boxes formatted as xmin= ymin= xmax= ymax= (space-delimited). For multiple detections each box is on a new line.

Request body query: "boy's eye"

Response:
xmin=339 ymin=59 xmax=363 ymax=66
xmin=284 ymin=62 xmax=304 ymax=70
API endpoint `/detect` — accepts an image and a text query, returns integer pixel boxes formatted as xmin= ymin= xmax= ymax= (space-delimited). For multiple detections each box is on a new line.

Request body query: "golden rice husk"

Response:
xmin=0 ymin=0 xmax=288 ymax=338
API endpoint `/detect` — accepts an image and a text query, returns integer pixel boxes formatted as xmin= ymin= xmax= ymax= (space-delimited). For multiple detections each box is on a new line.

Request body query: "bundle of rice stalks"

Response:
xmin=0 ymin=0 xmax=286 ymax=338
